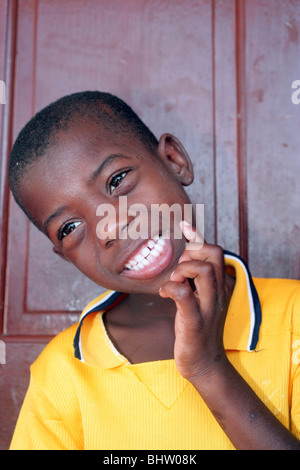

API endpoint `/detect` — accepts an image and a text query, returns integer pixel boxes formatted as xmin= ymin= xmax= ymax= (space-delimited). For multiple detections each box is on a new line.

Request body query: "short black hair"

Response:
xmin=8 ymin=90 xmax=158 ymax=222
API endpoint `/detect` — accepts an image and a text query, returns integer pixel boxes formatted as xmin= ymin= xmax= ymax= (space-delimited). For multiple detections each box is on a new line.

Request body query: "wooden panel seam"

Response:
xmin=235 ymin=0 xmax=248 ymax=262
xmin=211 ymin=0 xmax=217 ymax=245
xmin=1 ymin=0 xmax=18 ymax=334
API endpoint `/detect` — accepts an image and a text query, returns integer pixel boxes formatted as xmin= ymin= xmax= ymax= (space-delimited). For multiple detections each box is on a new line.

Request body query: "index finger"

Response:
xmin=180 ymin=220 xmax=205 ymax=252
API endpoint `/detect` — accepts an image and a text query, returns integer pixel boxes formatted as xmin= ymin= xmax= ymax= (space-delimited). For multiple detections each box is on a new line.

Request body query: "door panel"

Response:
xmin=245 ymin=0 xmax=300 ymax=278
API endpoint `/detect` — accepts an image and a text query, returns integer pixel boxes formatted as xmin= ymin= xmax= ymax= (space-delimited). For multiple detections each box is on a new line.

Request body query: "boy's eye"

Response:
xmin=58 ymin=221 xmax=81 ymax=241
xmin=109 ymin=170 xmax=130 ymax=194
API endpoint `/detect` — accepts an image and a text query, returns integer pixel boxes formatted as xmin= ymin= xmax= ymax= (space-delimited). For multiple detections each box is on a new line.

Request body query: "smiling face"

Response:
xmin=19 ymin=118 xmax=194 ymax=295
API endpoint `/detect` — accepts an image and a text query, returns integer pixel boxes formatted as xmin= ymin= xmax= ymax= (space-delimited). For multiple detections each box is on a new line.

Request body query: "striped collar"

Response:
xmin=73 ymin=251 xmax=262 ymax=368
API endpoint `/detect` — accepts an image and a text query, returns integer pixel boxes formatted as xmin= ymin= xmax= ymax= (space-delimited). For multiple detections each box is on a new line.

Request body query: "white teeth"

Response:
xmin=134 ymin=259 xmax=149 ymax=270
xmin=150 ymin=248 xmax=160 ymax=258
xmin=129 ymin=259 xmax=137 ymax=266
xmin=141 ymin=247 xmax=151 ymax=257
xmin=155 ymin=243 xmax=164 ymax=253
xmin=146 ymin=253 xmax=155 ymax=263
xmin=125 ymin=235 xmax=167 ymax=271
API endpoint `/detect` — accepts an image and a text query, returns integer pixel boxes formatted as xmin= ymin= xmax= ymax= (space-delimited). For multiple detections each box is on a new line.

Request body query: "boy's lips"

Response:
xmin=120 ymin=234 xmax=174 ymax=280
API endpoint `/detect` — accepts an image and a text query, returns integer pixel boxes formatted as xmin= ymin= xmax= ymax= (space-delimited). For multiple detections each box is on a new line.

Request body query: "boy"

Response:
xmin=8 ymin=91 xmax=300 ymax=450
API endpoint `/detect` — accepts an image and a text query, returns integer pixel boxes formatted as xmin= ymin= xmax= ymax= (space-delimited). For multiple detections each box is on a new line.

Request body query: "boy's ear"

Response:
xmin=157 ymin=133 xmax=194 ymax=186
xmin=52 ymin=246 xmax=70 ymax=262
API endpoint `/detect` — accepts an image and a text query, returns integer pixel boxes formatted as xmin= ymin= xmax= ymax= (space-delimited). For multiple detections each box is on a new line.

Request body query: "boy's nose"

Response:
xmin=95 ymin=208 xmax=131 ymax=246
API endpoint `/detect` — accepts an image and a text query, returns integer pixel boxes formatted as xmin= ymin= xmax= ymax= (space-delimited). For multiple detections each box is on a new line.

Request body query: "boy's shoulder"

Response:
xmin=255 ymin=275 xmax=299 ymax=289
xmin=30 ymin=322 xmax=80 ymax=380
xmin=254 ymin=276 xmax=300 ymax=301
xmin=31 ymin=290 xmax=127 ymax=374
xmin=254 ymin=276 xmax=300 ymax=334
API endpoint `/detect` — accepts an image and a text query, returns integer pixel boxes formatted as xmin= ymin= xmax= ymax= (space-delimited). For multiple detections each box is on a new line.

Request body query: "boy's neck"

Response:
xmin=103 ymin=293 xmax=177 ymax=364
xmin=124 ymin=293 xmax=177 ymax=321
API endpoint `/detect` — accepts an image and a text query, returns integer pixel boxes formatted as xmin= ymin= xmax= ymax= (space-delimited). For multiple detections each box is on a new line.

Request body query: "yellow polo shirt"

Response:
xmin=10 ymin=252 xmax=300 ymax=450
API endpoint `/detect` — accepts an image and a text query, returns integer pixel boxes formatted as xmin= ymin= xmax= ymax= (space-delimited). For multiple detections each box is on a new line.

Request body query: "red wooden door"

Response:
xmin=1 ymin=0 xmax=300 ymax=450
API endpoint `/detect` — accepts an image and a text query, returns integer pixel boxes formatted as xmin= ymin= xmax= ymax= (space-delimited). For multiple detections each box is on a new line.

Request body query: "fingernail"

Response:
xmin=181 ymin=221 xmax=195 ymax=238
xmin=180 ymin=220 xmax=192 ymax=228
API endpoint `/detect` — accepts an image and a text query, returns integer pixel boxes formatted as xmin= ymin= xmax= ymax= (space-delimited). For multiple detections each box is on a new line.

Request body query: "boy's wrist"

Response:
xmin=186 ymin=353 xmax=234 ymax=392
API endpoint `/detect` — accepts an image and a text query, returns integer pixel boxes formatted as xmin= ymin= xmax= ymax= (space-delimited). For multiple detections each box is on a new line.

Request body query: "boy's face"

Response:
xmin=19 ymin=119 xmax=194 ymax=295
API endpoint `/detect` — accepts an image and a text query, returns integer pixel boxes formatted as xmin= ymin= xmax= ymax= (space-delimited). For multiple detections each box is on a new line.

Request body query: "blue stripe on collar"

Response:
xmin=223 ymin=250 xmax=262 ymax=351
xmin=73 ymin=291 xmax=124 ymax=361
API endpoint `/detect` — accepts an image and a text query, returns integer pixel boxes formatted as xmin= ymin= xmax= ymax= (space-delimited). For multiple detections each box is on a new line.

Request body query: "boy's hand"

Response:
xmin=159 ymin=221 xmax=231 ymax=382
xmin=160 ymin=223 xmax=300 ymax=450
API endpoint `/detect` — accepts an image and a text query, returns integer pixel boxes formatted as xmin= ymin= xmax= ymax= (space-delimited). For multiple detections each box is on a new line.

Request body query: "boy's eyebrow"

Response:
xmin=43 ymin=205 xmax=68 ymax=236
xmin=88 ymin=153 xmax=130 ymax=185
